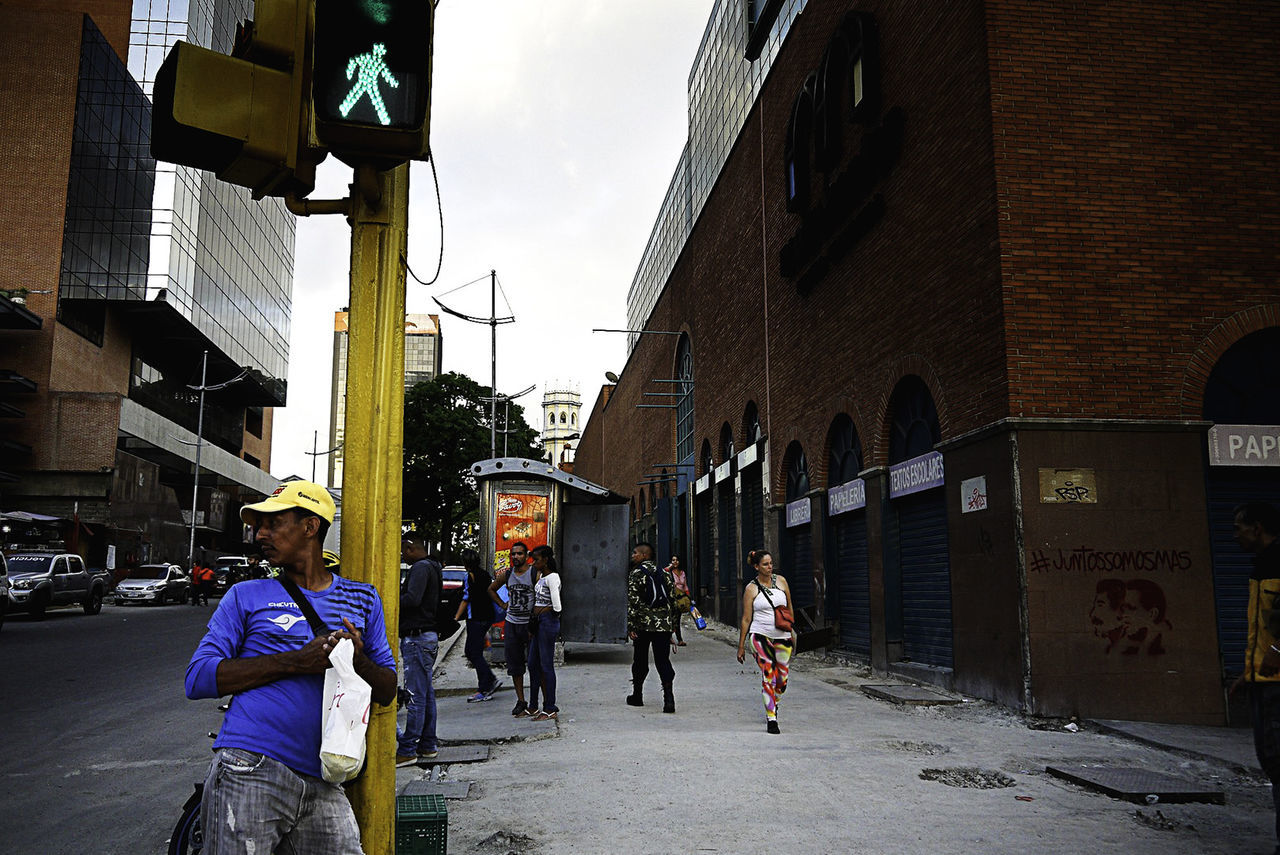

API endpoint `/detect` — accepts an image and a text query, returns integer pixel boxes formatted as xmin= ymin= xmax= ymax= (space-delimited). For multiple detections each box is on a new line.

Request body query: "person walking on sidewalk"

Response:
xmin=527 ymin=545 xmax=562 ymax=721
xmin=184 ymin=480 xmax=397 ymax=854
xmin=667 ymin=556 xmax=691 ymax=646
xmin=626 ymin=542 xmax=677 ymax=713
xmin=397 ymin=534 xmax=443 ymax=766
xmin=1232 ymin=501 xmax=1280 ymax=855
xmin=456 ymin=548 xmax=502 ymax=703
xmin=490 ymin=541 xmax=537 ymax=717
xmin=738 ymin=548 xmax=796 ymax=734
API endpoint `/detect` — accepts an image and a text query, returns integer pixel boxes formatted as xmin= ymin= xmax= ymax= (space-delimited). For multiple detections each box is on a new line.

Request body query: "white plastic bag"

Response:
xmin=320 ymin=638 xmax=372 ymax=783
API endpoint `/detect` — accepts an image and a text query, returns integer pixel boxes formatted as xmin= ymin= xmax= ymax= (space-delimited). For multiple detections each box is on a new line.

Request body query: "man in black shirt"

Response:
xmin=396 ymin=533 xmax=442 ymax=766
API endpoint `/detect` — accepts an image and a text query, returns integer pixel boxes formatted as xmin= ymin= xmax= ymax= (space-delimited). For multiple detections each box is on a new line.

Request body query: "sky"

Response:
xmin=272 ymin=1 xmax=718 ymax=481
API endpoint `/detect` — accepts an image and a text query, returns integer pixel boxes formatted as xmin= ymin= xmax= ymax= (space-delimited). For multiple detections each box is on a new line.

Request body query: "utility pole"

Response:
xmin=187 ymin=349 xmax=208 ymax=570
xmin=490 ymin=269 xmax=497 ymax=458
xmin=341 ymin=164 xmax=409 ymax=852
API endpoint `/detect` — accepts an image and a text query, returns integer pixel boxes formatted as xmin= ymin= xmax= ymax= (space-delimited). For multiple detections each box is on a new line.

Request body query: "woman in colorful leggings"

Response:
xmin=737 ymin=549 xmax=796 ymax=733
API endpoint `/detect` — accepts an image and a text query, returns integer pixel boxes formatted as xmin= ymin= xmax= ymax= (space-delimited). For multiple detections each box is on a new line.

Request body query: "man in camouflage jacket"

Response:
xmin=625 ymin=542 xmax=677 ymax=713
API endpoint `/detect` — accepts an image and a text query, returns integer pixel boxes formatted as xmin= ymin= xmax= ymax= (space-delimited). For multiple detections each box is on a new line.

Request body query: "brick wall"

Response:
xmin=987 ymin=0 xmax=1280 ymax=418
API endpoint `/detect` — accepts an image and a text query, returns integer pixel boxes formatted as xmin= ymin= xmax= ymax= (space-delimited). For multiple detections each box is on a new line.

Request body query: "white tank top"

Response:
xmin=748 ymin=580 xmax=790 ymax=639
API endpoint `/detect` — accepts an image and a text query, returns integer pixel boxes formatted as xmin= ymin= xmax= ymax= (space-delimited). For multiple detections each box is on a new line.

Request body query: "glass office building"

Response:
xmin=626 ymin=0 xmax=806 ymax=350
xmin=126 ymin=0 xmax=293 ymax=406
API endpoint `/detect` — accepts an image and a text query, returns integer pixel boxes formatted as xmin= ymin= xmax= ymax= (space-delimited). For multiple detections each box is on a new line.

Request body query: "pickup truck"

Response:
xmin=7 ymin=552 xmax=111 ymax=619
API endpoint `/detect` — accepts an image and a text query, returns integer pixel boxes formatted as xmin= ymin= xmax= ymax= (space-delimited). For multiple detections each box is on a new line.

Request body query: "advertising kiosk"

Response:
xmin=472 ymin=458 xmax=629 ymax=645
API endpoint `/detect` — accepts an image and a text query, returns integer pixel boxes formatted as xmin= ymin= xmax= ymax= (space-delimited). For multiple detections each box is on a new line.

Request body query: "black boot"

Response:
xmin=626 ymin=682 xmax=644 ymax=706
xmin=662 ymin=682 xmax=675 ymax=714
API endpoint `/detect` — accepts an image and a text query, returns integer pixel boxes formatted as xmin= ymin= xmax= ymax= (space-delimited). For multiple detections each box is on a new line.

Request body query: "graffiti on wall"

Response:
xmin=1029 ymin=546 xmax=1192 ymax=574
xmin=1089 ymin=578 xmax=1172 ymax=655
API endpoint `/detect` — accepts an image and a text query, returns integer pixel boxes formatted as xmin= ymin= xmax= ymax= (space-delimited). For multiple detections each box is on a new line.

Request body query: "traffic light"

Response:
xmin=151 ymin=0 xmax=321 ymax=198
xmin=312 ymin=0 xmax=433 ymax=168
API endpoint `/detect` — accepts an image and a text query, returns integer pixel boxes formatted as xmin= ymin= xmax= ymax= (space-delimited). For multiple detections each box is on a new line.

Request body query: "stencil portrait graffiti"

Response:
xmin=1090 ymin=578 xmax=1172 ymax=655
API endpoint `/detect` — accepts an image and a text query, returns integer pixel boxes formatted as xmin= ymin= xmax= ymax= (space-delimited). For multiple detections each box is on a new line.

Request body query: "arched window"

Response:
xmin=785 ymin=441 xmax=810 ymax=501
xmin=700 ymin=439 xmax=714 ymax=476
xmin=814 ymin=38 xmax=850 ymax=172
xmin=720 ymin=422 xmax=735 ymax=462
xmin=571 ymin=413 xmax=576 ymax=426
xmin=840 ymin=11 xmax=880 ymax=122
xmin=675 ymin=333 xmax=695 ymax=462
xmin=827 ymin=414 xmax=863 ymax=486
xmin=743 ymin=401 xmax=763 ymax=445
xmin=888 ymin=376 xmax=941 ymax=464
xmin=559 ymin=412 xmax=566 ymax=424
xmin=784 ymin=77 xmax=816 ymax=212
xmin=638 ymin=492 xmax=646 ymax=518
xmin=1204 ymin=327 xmax=1280 ymax=423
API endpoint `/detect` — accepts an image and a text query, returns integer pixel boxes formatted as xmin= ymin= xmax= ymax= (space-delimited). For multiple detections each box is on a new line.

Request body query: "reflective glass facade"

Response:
xmin=58 ymin=16 xmax=155 ymax=344
xmin=126 ymin=0 xmax=294 ymax=403
xmin=626 ymin=0 xmax=806 ymax=350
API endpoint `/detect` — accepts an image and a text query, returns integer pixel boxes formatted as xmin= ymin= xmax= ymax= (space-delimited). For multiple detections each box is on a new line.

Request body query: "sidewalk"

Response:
xmin=397 ymin=623 xmax=1273 ymax=855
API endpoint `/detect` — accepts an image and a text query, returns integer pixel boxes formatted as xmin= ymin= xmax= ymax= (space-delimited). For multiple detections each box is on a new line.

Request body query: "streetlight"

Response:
xmin=303 ymin=430 xmax=344 ymax=484
xmin=174 ymin=350 xmax=247 ymax=570
xmin=481 ymin=383 xmax=535 ymax=456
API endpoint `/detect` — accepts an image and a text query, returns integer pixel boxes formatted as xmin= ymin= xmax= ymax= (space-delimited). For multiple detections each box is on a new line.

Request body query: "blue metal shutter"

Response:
xmin=784 ymin=524 xmax=815 ymax=612
xmin=832 ymin=513 xmax=871 ymax=655
xmin=1208 ymin=468 xmax=1279 ymax=677
xmin=898 ymin=490 xmax=953 ymax=667
xmin=717 ymin=485 xmax=737 ymax=624
xmin=696 ymin=493 xmax=714 ymax=606
xmin=740 ymin=466 xmax=765 ymax=578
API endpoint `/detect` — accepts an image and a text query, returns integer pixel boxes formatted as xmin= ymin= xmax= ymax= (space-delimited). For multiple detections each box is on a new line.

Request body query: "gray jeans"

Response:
xmin=201 ymin=747 xmax=363 ymax=855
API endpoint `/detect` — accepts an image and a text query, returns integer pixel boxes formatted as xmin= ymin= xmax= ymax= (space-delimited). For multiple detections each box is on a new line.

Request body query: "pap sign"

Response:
xmin=1208 ymin=425 xmax=1280 ymax=467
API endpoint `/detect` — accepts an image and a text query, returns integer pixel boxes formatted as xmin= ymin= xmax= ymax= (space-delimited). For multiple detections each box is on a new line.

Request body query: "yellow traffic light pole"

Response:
xmin=338 ymin=163 xmax=410 ymax=855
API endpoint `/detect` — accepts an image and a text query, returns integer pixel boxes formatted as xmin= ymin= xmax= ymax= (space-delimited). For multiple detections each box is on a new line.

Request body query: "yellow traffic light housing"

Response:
xmin=312 ymin=0 xmax=433 ymax=169
xmin=151 ymin=0 xmax=323 ymax=198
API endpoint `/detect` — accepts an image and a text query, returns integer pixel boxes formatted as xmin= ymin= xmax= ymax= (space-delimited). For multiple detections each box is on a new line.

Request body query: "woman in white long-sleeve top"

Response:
xmin=526 ymin=544 xmax=562 ymax=721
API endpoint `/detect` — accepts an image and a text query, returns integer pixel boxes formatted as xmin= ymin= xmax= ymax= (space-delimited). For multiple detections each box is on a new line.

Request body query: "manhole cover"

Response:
xmin=920 ymin=767 xmax=1016 ymax=789
xmin=1046 ymin=765 xmax=1224 ymax=805
xmin=862 ymin=685 xmax=961 ymax=706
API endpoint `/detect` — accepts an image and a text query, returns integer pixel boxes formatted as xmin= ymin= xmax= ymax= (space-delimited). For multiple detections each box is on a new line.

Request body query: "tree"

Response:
xmin=402 ymin=372 xmax=541 ymax=552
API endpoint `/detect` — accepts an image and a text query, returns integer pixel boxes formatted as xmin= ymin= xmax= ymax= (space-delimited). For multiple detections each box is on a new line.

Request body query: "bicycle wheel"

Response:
xmin=168 ymin=783 xmax=203 ymax=855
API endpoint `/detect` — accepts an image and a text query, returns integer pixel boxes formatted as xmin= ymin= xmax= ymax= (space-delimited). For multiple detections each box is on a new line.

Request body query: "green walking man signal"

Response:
xmin=313 ymin=0 xmax=433 ymax=169
xmin=340 ymin=43 xmax=400 ymax=126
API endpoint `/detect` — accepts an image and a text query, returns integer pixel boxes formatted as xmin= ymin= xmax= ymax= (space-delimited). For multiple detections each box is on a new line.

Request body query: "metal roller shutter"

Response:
xmin=696 ymin=494 xmax=714 ymax=606
xmin=784 ymin=524 xmax=814 ymax=612
xmin=1208 ymin=468 xmax=1279 ymax=677
xmin=717 ymin=485 xmax=737 ymax=624
xmin=833 ymin=514 xmax=871 ymax=655
xmin=741 ymin=466 xmax=765 ymax=570
xmin=898 ymin=490 xmax=953 ymax=667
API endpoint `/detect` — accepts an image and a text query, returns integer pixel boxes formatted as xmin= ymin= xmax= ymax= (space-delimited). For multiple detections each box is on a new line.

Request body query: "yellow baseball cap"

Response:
xmin=241 ymin=480 xmax=336 ymax=525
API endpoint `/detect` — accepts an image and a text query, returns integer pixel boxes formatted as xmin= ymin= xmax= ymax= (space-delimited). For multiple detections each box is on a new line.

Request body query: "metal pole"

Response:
xmin=187 ymin=349 xmax=207 ymax=570
xmin=342 ymin=163 xmax=409 ymax=854
xmin=503 ymin=398 xmax=510 ymax=456
xmin=490 ymin=269 xmax=497 ymax=458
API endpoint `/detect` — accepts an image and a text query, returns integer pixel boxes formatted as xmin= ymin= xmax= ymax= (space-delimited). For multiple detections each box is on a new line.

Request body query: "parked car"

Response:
xmin=0 ymin=551 xmax=9 ymax=632
xmin=114 ymin=563 xmax=190 ymax=606
xmin=6 ymin=552 xmax=110 ymax=619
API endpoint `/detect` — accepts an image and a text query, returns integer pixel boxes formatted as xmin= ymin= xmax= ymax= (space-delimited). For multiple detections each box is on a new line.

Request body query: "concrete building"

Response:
xmin=542 ymin=383 xmax=582 ymax=468
xmin=575 ymin=0 xmax=1280 ymax=725
xmin=328 ymin=311 xmax=440 ymax=488
xmin=0 ymin=0 xmax=286 ymax=566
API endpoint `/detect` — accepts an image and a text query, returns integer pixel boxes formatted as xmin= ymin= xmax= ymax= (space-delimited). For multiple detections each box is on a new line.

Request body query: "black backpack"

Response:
xmin=641 ymin=565 xmax=671 ymax=609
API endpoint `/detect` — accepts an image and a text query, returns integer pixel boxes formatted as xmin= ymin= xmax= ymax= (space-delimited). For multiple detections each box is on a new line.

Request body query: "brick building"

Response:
xmin=0 ymin=0 xmax=288 ymax=567
xmin=575 ymin=0 xmax=1280 ymax=724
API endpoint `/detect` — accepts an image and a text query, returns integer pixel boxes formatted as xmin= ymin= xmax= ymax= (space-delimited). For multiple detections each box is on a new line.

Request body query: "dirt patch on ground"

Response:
xmin=884 ymin=740 xmax=951 ymax=756
xmin=919 ymin=767 xmax=1017 ymax=789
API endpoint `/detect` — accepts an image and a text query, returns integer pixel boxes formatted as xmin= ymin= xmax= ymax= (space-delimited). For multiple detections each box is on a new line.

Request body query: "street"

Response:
xmin=4 ymin=596 xmax=1278 ymax=854
xmin=0 ymin=598 xmax=222 ymax=854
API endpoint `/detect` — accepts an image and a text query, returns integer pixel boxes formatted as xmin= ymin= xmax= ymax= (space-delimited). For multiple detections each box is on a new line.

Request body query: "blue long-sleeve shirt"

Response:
xmin=185 ymin=576 xmax=396 ymax=778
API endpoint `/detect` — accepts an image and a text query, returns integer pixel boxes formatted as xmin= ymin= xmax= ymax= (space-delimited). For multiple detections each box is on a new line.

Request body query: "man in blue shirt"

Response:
xmin=185 ymin=480 xmax=397 ymax=855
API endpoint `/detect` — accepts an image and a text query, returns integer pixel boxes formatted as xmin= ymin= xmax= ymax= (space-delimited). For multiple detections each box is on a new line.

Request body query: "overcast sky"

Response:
xmin=272 ymin=1 xmax=718 ymax=481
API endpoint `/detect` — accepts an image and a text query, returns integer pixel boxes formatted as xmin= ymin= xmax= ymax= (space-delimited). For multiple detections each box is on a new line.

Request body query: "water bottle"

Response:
xmin=690 ymin=603 xmax=707 ymax=631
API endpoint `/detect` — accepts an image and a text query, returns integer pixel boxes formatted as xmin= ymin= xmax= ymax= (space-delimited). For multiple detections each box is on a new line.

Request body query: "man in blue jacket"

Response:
xmin=185 ymin=480 xmax=397 ymax=854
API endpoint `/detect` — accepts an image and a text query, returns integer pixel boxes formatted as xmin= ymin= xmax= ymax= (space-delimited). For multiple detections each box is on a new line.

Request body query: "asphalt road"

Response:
xmin=0 ymin=596 xmax=225 ymax=854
